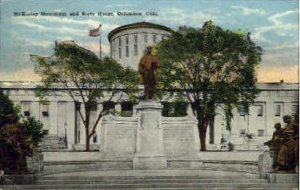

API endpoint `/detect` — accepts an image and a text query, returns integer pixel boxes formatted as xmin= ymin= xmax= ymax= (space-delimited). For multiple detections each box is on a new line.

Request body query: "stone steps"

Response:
xmin=1 ymin=170 xmax=298 ymax=190
xmin=34 ymin=178 xmax=268 ymax=185
xmin=4 ymin=182 xmax=298 ymax=189
xmin=39 ymin=135 xmax=67 ymax=151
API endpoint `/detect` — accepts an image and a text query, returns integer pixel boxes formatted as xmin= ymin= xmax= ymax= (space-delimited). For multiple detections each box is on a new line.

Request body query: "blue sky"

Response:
xmin=0 ymin=0 xmax=298 ymax=82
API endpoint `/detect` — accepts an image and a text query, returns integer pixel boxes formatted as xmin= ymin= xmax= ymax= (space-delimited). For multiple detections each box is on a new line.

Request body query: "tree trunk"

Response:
xmin=198 ymin=123 xmax=207 ymax=151
xmin=85 ymin=127 xmax=90 ymax=151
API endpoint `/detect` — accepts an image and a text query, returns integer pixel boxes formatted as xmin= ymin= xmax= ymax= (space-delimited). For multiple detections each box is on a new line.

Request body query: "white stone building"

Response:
xmin=108 ymin=22 xmax=173 ymax=69
xmin=0 ymin=82 xmax=298 ymax=151
xmin=0 ymin=22 xmax=298 ymax=151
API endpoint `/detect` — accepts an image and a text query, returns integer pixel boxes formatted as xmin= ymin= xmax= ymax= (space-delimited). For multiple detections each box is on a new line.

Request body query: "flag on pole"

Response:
xmin=89 ymin=24 xmax=101 ymax=37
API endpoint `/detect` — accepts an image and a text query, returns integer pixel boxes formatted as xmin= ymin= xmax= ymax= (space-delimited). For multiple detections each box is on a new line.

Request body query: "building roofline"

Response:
xmin=108 ymin=21 xmax=174 ymax=42
xmin=0 ymin=81 xmax=298 ymax=90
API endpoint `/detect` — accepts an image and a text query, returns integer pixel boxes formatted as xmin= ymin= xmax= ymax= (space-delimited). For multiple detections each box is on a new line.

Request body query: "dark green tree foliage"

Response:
xmin=0 ymin=91 xmax=19 ymax=126
xmin=34 ymin=41 xmax=138 ymax=151
xmin=156 ymin=21 xmax=262 ymax=151
xmin=162 ymin=101 xmax=188 ymax=117
xmin=21 ymin=117 xmax=48 ymax=151
xmin=0 ymin=91 xmax=47 ymax=173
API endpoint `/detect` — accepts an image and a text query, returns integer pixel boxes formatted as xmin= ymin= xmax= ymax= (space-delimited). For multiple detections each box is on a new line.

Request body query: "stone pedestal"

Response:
xmin=258 ymin=151 xmax=274 ymax=178
xmin=133 ymin=101 xmax=167 ymax=169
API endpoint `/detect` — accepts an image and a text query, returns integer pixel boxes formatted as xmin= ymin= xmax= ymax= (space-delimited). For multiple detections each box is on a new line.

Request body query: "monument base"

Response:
xmin=267 ymin=173 xmax=299 ymax=184
xmin=133 ymin=154 xmax=167 ymax=169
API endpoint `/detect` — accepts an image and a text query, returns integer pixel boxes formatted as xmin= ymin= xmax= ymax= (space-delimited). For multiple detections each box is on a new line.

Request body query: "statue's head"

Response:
xmin=146 ymin=46 xmax=153 ymax=54
xmin=283 ymin=115 xmax=293 ymax=123
xmin=274 ymin=123 xmax=281 ymax=130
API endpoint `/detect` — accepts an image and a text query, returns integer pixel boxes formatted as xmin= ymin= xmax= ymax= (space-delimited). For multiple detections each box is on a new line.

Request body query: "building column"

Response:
xmin=50 ymin=101 xmax=58 ymax=136
xmin=133 ymin=104 xmax=138 ymax=116
xmin=115 ymin=103 xmax=121 ymax=114
xmin=66 ymin=101 xmax=75 ymax=149
xmin=265 ymin=101 xmax=274 ymax=136
xmin=187 ymin=104 xmax=194 ymax=117
xmin=31 ymin=101 xmax=40 ymax=120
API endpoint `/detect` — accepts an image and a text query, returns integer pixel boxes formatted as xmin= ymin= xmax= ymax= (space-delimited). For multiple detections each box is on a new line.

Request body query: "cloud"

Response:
xmin=261 ymin=46 xmax=298 ymax=67
xmin=231 ymin=6 xmax=266 ymax=16
xmin=104 ymin=3 xmax=133 ymax=8
xmin=257 ymin=65 xmax=298 ymax=83
xmin=264 ymin=42 xmax=298 ymax=50
xmin=145 ymin=8 xmax=218 ymax=28
xmin=81 ymin=42 xmax=110 ymax=55
xmin=268 ymin=10 xmax=297 ymax=25
xmin=252 ymin=10 xmax=298 ymax=42
xmin=27 ymin=39 xmax=53 ymax=49
xmin=0 ymin=67 xmax=41 ymax=81
xmin=12 ymin=16 xmax=119 ymax=34
xmin=13 ymin=19 xmax=86 ymax=36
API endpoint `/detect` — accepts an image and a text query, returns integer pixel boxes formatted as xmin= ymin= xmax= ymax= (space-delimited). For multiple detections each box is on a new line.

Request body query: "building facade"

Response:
xmin=0 ymin=22 xmax=298 ymax=150
xmin=0 ymin=81 xmax=298 ymax=150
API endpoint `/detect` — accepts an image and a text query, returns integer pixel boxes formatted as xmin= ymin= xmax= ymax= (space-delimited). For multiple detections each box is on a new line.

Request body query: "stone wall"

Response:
xmin=162 ymin=116 xmax=199 ymax=158
xmin=100 ymin=113 xmax=199 ymax=159
xmin=26 ymin=152 xmax=44 ymax=173
xmin=100 ymin=115 xmax=138 ymax=158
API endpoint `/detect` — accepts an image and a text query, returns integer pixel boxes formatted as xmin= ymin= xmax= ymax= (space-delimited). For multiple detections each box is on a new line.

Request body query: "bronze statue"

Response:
xmin=264 ymin=123 xmax=283 ymax=168
xmin=138 ymin=46 xmax=160 ymax=100
xmin=268 ymin=115 xmax=299 ymax=172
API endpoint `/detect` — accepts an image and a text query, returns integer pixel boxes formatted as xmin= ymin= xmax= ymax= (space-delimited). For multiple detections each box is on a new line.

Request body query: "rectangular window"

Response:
xmin=239 ymin=104 xmax=246 ymax=116
xmin=24 ymin=111 xmax=30 ymax=117
xmin=292 ymin=104 xmax=298 ymax=114
xmin=118 ymin=37 xmax=122 ymax=46
xmin=93 ymin=133 xmax=97 ymax=143
xmin=144 ymin=33 xmax=148 ymax=43
xmin=22 ymin=102 xmax=31 ymax=117
xmin=125 ymin=36 xmax=129 ymax=57
xmin=257 ymin=105 xmax=263 ymax=117
xmin=134 ymin=35 xmax=138 ymax=56
xmin=275 ymin=104 xmax=282 ymax=117
xmin=118 ymin=38 xmax=122 ymax=58
xmin=112 ymin=39 xmax=116 ymax=57
xmin=125 ymin=35 xmax=129 ymax=44
xmin=258 ymin=129 xmax=264 ymax=137
xmin=240 ymin=129 xmax=246 ymax=137
xmin=77 ymin=131 xmax=80 ymax=143
xmin=126 ymin=45 xmax=129 ymax=57
xmin=119 ymin=47 xmax=122 ymax=58
xmin=41 ymin=104 xmax=49 ymax=117
xmin=121 ymin=101 xmax=133 ymax=117
xmin=152 ymin=34 xmax=157 ymax=43
xmin=103 ymin=101 xmax=115 ymax=114
xmin=90 ymin=102 xmax=97 ymax=111
xmin=134 ymin=44 xmax=138 ymax=56
xmin=134 ymin=35 xmax=138 ymax=44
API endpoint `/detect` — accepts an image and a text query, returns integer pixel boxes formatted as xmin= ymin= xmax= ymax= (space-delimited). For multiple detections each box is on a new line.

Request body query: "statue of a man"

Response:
xmin=138 ymin=46 xmax=160 ymax=100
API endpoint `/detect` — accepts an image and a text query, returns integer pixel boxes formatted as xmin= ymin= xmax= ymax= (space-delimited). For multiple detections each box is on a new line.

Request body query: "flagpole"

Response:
xmin=99 ymin=25 xmax=102 ymax=60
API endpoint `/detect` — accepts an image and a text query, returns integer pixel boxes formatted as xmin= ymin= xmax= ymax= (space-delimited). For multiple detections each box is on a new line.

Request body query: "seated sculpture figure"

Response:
xmin=264 ymin=123 xmax=283 ymax=168
xmin=270 ymin=115 xmax=298 ymax=172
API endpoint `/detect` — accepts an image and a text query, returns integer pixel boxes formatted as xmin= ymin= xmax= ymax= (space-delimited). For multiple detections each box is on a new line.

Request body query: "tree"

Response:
xmin=0 ymin=91 xmax=19 ymax=126
xmin=0 ymin=91 xmax=48 ymax=173
xmin=156 ymin=21 xmax=262 ymax=151
xmin=34 ymin=41 xmax=138 ymax=151
xmin=21 ymin=116 xmax=48 ymax=152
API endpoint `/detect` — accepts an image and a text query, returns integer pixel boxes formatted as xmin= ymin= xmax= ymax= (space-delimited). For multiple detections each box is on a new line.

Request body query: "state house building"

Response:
xmin=0 ymin=22 xmax=298 ymax=150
